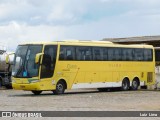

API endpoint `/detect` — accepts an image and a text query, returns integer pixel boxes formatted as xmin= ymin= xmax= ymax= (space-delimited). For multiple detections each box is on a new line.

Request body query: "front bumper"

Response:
xmin=12 ymin=83 xmax=42 ymax=91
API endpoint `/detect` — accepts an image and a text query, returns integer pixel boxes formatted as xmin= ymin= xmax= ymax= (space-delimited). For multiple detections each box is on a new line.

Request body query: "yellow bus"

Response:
xmin=7 ymin=41 xmax=155 ymax=95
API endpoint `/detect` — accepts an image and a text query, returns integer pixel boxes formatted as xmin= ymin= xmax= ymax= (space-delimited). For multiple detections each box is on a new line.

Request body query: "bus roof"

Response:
xmin=19 ymin=40 xmax=153 ymax=49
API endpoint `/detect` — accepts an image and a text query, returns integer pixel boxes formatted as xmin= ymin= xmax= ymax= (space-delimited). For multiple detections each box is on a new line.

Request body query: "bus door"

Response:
xmin=40 ymin=45 xmax=57 ymax=79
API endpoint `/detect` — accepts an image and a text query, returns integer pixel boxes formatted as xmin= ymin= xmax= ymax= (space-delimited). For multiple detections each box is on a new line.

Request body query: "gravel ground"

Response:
xmin=0 ymin=88 xmax=160 ymax=120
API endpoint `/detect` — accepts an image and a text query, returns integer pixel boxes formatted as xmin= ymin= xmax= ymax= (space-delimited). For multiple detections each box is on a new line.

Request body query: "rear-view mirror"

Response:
xmin=35 ymin=53 xmax=44 ymax=64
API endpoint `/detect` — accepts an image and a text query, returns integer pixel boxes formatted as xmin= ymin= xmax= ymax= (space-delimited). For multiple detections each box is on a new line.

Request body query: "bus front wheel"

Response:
xmin=31 ymin=90 xmax=42 ymax=95
xmin=53 ymin=81 xmax=65 ymax=95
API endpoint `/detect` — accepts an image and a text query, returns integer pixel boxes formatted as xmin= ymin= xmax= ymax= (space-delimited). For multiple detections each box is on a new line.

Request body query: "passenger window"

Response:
xmin=114 ymin=48 xmax=121 ymax=61
xmin=108 ymin=48 xmax=114 ymax=61
xmin=76 ymin=47 xmax=92 ymax=61
xmin=108 ymin=48 xmax=121 ymax=61
xmin=59 ymin=46 xmax=75 ymax=60
xmin=134 ymin=49 xmax=144 ymax=61
xmin=122 ymin=49 xmax=127 ymax=61
xmin=103 ymin=48 xmax=108 ymax=61
xmin=122 ymin=48 xmax=133 ymax=61
xmin=144 ymin=49 xmax=153 ymax=61
xmin=93 ymin=47 xmax=103 ymax=61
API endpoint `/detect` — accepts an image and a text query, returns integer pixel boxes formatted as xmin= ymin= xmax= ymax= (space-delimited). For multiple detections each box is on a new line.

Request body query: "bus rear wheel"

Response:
xmin=31 ymin=90 xmax=42 ymax=95
xmin=121 ymin=78 xmax=130 ymax=91
xmin=131 ymin=79 xmax=139 ymax=90
xmin=53 ymin=81 xmax=65 ymax=95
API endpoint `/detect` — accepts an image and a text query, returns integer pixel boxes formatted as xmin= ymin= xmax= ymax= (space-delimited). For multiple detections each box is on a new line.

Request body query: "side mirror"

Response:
xmin=6 ymin=53 xmax=15 ymax=65
xmin=35 ymin=53 xmax=44 ymax=64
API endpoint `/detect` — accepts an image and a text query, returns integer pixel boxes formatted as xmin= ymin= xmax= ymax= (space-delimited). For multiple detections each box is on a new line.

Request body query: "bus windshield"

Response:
xmin=12 ymin=45 xmax=42 ymax=78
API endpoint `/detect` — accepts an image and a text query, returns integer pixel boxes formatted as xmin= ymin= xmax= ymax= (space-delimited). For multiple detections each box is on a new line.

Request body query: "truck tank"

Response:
xmin=0 ymin=52 xmax=9 ymax=72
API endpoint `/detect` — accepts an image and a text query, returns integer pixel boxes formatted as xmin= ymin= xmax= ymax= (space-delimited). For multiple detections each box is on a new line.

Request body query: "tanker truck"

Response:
xmin=0 ymin=49 xmax=12 ymax=89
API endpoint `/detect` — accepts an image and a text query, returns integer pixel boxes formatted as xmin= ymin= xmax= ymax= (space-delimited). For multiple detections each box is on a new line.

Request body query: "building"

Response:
xmin=102 ymin=35 xmax=160 ymax=47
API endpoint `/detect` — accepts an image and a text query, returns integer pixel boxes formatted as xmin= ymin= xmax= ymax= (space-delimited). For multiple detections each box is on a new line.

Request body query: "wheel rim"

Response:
xmin=133 ymin=80 xmax=138 ymax=88
xmin=57 ymin=84 xmax=63 ymax=92
xmin=123 ymin=81 xmax=127 ymax=89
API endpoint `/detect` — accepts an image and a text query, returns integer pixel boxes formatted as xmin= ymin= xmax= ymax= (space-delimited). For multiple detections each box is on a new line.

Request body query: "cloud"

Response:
xmin=0 ymin=21 xmax=67 ymax=51
xmin=0 ymin=0 xmax=92 ymax=26
xmin=0 ymin=0 xmax=160 ymax=51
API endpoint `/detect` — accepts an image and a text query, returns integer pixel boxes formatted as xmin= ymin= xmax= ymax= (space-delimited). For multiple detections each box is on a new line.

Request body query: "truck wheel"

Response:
xmin=31 ymin=90 xmax=42 ymax=95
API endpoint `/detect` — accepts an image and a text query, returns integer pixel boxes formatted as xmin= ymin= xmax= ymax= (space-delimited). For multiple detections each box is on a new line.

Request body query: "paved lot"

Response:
xmin=1 ymin=89 xmax=160 ymax=120
xmin=0 ymin=88 xmax=160 ymax=111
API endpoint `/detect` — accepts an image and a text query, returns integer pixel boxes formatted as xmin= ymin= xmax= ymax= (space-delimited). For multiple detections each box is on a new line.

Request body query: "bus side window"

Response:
xmin=93 ymin=47 xmax=103 ymax=61
xmin=144 ymin=49 xmax=153 ymax=61
xmin=85 ymin=50 xmax=91 ymax=60
xmin=75 ymin=47 xmax=81 ymax=60
xmin=103 ymin=48 xmax=108 ymax=61
xmin=148 ymin=49 xmax=153 ymax=61
xmin=108 ymin=48 xmax=114 ymax=61
xmin=76 ymin=47 xmax=92 ymax=61
xmin=127 ymin=49 xmax=133 ymax=61
xmin=59 ymin=46 xmax=75 ymax=61
xmin=76 ymin=47 xmax=84 ymax=60
xmin=134 ymin=49 xmax=143 ymax=61
xmin=114 ymin=48 xmax=121 ymax=61
xmin=122 ymin=48 xmax=127 ymax=61
xmin=59 ymin=49 xmax=65 ymax=60
xmin=66 ymin=50 xmax=73 ymax=60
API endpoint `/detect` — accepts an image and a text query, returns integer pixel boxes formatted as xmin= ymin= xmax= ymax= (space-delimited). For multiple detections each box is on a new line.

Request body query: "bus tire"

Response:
xmin=53 ymin=81 xmax=65 ymax=95
xmin=121 ymin=78 xmax=130 ymax=91
xmin=31 ymin=90 xmax=42 ymax=95
xmin=131 ymin=78 xmax=139 ymax=90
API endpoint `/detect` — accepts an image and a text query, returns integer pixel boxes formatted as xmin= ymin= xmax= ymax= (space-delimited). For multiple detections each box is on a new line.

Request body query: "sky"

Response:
xmin=0 ymin=0 xmax=160 ymax=51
